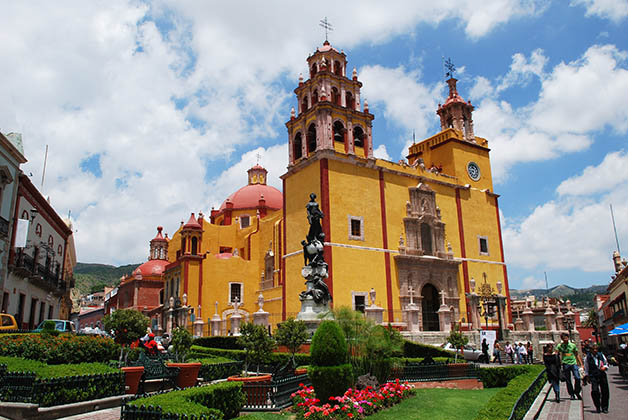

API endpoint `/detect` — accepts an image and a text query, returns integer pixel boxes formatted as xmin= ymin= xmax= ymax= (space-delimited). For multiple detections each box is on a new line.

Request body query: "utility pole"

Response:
xmin=610 ymin=204 xmax=621 ymax=254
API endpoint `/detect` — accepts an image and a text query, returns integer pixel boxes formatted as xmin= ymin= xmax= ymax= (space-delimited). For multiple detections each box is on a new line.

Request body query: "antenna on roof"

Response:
xmin=41 ymin=144 xmax=48 ymax=192
xmin=610 ymin=203 xmax=621 ymax=254
xmin=319 ymin=17 xmax=333 ymax=42
xmin=412 ymin=130 xmax=416 ymax=145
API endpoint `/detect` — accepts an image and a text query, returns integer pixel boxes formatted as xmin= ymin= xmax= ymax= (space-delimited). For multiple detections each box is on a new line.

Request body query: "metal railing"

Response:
xmin=388 ymin=362 xmax=479 ymax=382
xmin=508 ymin=368 xmax=547 ymax=420
xmin=121 ymin=404 xmax=222 ymax=420
xmin=241 ymin=372 xmax=310 ymax=411
xmin=0 ymin=216 xmax=9 ymax=238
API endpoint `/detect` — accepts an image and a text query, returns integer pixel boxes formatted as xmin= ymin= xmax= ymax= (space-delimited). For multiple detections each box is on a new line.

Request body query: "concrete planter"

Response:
xmin=121 ymin=366 xmax=144 ymax=395
xmin=167 ymin=362 xmax=201 ymax=389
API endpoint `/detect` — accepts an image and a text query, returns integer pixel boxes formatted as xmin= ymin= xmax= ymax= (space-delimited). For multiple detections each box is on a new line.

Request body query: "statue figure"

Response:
xmin=306 ymin=193 xmax=324 ymax=242
xmin=369 ymin=288 xmax=376 ymax=306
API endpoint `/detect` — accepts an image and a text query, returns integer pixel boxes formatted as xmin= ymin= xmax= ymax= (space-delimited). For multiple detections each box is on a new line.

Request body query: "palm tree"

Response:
xmin=582 ymin=308 xmax=599 ymax=343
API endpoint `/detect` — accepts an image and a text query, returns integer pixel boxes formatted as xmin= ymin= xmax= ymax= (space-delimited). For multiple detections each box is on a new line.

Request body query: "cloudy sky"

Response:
xmin=1 ymin=0 xmax=627 ymax=290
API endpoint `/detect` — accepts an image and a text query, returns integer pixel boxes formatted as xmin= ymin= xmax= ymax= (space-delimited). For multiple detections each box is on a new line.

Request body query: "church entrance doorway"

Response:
xmin=421 ymin=283 xmax=440 ymax=331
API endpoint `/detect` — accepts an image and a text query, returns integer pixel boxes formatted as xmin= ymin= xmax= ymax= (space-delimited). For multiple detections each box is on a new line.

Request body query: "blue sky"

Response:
xmin=1 ymin=0 xmax=627 ymax=290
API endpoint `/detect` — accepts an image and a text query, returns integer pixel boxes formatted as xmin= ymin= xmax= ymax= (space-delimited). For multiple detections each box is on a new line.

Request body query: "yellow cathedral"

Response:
xmin=156 ymin=41 xmax=512 ymax=337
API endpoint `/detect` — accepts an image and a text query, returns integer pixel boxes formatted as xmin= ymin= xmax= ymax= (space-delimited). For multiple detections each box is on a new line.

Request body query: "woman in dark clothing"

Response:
xmin=543 ymin=343 xmax=561 ymax=403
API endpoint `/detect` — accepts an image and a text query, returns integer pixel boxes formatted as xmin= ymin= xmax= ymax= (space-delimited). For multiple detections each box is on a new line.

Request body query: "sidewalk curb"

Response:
xmin=523 ymin=382 xmax=550 ymax=420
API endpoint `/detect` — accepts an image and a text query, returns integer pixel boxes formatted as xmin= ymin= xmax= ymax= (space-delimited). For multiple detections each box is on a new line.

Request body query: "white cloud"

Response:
xmin=557 ymin=150 xmax=628 ymax=196
xmin=503 ymin=150 xmax=628 ymax=273
xmin=572 ymin=0 xmax=628 ymax=22
xmin=497 ymin=49 xmax=548 ymax=92
xmin=359 ymin=65 xmax=442 ymax=139
xmin=521 ymin=276 xmax=546 ymax=289
xmin=373 ymin=145 xmax=391 ymax=161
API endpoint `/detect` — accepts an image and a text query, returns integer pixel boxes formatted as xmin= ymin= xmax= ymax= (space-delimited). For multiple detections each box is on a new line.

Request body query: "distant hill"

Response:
xmin=509 ymin=284 xmax=608 ymax=310
xmin=73 ymin=262 xmax=141 ymax=295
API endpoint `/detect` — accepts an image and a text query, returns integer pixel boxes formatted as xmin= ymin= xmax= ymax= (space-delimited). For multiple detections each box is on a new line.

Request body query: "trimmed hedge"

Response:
xmin=310 ymin=321 xmax=347 ymax=366
xmin=308 ymin=363 xmax=354 ymax=404
xmin=128 ymin=381 xmax=245 ymax=419
xmin=190 ymin=345 xmax=310 ymax=367
xmin=402 ymin=340 xmax=455 ymax=358
xmin=193 ymin=336 xmax=243 ymax=350
xmin=0 ymin=358 xmax=123 ymax=406
xmin=0 ymin=356 xmax=118 ymax=378
xmin=197 ymin=358 xmax=243 ymax=381
xmin=477 ymin=365 xmax=533 ymax=388
xmin=475 ymin=365 xmax=545 ymax=420
xmin=0 ymin=333 xmax=119 ymax=364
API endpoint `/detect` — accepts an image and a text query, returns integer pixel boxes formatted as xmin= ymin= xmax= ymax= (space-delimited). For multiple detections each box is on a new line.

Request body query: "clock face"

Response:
xmin=467 ymin=162 xmax=481 ymax=181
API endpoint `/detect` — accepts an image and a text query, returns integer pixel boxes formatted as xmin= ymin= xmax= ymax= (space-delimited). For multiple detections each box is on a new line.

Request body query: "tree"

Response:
xmin=582 ymin=308 xmax=600 ymax=343
xmin=102 ymin=309 xmax=149 ymax=366
xmin=274 ymin=318 xmax=308 ymax=368
xmin=171 ymin=326 xmax=194 ymax=362
xmin=447 ymin=323 xmax=469 ymax=363
xmin=237 ymin=322 xmax=276 ymax=376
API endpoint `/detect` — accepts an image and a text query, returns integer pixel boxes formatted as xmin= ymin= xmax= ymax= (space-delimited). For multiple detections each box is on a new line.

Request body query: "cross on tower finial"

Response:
xmin=319 ymin=17 xmax=333 ymax=42
xmin=255 ymin=152 xmax=262 ymax=165
xmin=444 ymin=57 xmax=456 ymax=79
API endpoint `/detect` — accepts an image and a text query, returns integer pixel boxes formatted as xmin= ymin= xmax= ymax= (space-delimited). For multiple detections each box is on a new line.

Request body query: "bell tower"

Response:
xmin=436 ymin=77 xmax=475 ymax=142
xmin=286 ymin=41 xmax=374 ymax=165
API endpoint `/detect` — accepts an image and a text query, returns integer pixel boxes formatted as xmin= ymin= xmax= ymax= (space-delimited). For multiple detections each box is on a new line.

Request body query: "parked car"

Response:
xmin=33 ymin=319 xmax=76 ymax=333
xmin=442 ymin=342 xmax=487 ymax=362
xmin=0 ymin=314 xmax=18 ymax=331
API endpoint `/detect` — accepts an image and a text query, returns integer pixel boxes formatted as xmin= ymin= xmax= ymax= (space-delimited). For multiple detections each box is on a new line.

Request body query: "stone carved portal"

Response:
xmin=395 ymin=183 xmax=461 ymax=331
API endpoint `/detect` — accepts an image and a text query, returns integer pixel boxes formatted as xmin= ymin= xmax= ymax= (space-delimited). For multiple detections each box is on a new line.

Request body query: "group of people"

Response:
xmin=543 ymin=332 xmax=610 ymax=414
xmin=137 ymin=329 xmax=170 ymax=356
xmin=502 ymin=341 xmax=534 ymax=364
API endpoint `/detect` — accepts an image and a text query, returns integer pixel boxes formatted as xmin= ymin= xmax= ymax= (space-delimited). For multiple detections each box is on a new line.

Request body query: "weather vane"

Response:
xmin=319 ymin=17 xmax=333 ymax=42
xmin=444 ymin=57 xmax=456 ymax=79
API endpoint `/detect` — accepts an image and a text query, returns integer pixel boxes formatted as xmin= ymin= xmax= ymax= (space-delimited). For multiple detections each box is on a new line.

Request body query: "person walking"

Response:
xmin=543 ymin=343 xmax=561 ymax=403
xmin=584 ymin=343 xmax=609 ymax=413
xmin=520 ymin=342 xmax=528 ymax=364
xmin=493 ymin=340 xmax=503 ymax=364
xmin=515 ymin=342 xmax=523 ymax=364
xmin=481 ymin=338 xmax=490 ymax=364
xmin=556 ymin=332 xmax=583 ymax=400
xmin=527 ymin=341 xmax=534 ymax=364
xmin=505 ymin=342 xmax=514 ymax=364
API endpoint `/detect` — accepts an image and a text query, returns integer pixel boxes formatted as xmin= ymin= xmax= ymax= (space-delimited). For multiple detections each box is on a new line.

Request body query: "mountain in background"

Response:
xmin=73 ymin=262 xmax=141 ymax=296
xmin=509 ymin=284 xmax=608 ymax=310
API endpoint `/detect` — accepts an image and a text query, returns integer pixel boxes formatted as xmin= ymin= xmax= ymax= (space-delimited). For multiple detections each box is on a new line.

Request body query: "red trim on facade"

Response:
xmin=247 ymin=217 xmax=260 ymax=261
xmin=455 ymin=189 xmax=471 ymax=325
xmin=198 ymin=259 xmax=203 ymax=309
xmin=494 ymin=196 xmax=512 ymax=324
xmin=282 ymin=178 xmax=287 ymax=321
xmin=379 ymin=170 xmax=394 ymax=323
xmin=183 ymin=260 xmax=189 ymax=295
xmin=17 ymin=174 xmax=72 ymax=237
xmin=320 ymin=159 xmax=333 ymax=300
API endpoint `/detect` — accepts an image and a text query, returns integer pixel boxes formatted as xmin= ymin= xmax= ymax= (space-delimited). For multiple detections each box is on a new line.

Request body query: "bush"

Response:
xmin=403 ymin=340 xmax=455 ymax=358
xmin=197 ymin=358 xmax=243 ymax=381
xmin=102 ymin=309 xmax=149 ymax=365
xmin=172 ymin=326 xmax=194 ymax=362
xmin=189 ymin=345 xmax=310 ymax=367
xmin=477 ymin=365 xmax=534 ymax=388
xmin=0 ymin=357 xmax=123 ymax=406
xmin=0 ymin=334 xmax=119 ymax=364
xmin=193 ymin=336 xmax=243 ymax=350
xmin=475 ymin=365 xmax=545 ymax=420
xmin=237 ymin=323 xmax=276 ymax=375
xmin=274 ymin=318 xmax=308 ymax=368
xmin=308 ymin=363 xmax=354 ymax=405
xmin=310 ymin=321 xmax=347 ymax=366
xmin=128 ymin=381 xmax=245 ymax=419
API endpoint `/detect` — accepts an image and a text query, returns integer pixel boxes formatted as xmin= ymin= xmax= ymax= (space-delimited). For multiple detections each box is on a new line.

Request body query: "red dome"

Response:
xmin=133 ymin=259 xmax=168 ymax=278
xmin=219 ymin=184 xmax=283 ymax=212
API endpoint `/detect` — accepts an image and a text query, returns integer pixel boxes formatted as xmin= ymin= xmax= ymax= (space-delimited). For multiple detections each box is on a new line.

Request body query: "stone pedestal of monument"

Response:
xmin=365 ymin=304 xmax=384 ymax=324
xmin=404 ymin=303 xmax=421 ymax=332
xmin=438 ymin=304 xmax=452 ymax=333
xmin=296 ymin=265 xmax=332 ymax=336
xmin=230 ymin=312 xmax=242 ymax=336
xmin=544 ymin=306 xmax=556 ymax=332
xmin=253 ymin=310 xmax=269 ymax=328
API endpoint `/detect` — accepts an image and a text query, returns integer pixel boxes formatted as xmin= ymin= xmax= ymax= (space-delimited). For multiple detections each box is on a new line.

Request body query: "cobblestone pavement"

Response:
xmin=536 ymin=380 xmax=582 ymax=420
xmin=582 ymin=366 xmax=628 ymax=420
xmin=57 ymin=407 xmax=120 ymax=420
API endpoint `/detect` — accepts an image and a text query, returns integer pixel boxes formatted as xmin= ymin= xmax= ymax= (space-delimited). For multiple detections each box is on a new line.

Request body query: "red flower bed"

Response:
xmin=291 ymin=379 xmax=416 ymax=419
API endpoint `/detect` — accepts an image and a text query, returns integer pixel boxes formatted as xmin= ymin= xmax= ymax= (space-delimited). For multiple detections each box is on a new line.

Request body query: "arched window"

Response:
xmin=181 ymin=237 xmax=186 ymax=254
xmin=331 ymin=87 xmax=340 ymax=105
xmin=301 ymin=95 xmax=309 ymax=113
xmin=353 ymin=126 xmax=365 ymax=148
xmin=311 ymin=63 xmax=318 ymax=77
xmin=307 ymin=124 xmax=317 ymax=154
xmin=447 ymin=117 xmax=453 ymax=129
xmin=333 ymin=121 xmax=345 ymax=143
xmin=293 ymin=132 xmax=303 ymax=160
xmin=57 ymin=245 xmax=62 ymax=255
xmin=334 ymin=61 xmax=342 ymax=76
xmin=421 ymin=223 xmax=433 ymax=255
xmin=312 ymin=89 xmax=319 ymax=105
xmin=21 ymin=210 xmax=28 ymax=220
xmin=346 ymin=91 xmax=354 ymax=110
xmin=35 ymin=223 xmax=42 ymax=237
xmin=48 ymin=235 xmax=54 ymax=247
xmin=191 ymin=237 xmax=198 ymax=255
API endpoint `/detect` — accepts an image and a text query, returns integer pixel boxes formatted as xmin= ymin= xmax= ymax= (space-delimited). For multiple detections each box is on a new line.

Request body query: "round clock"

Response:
xmin=467 ymin=162 xmax=481 ymax=181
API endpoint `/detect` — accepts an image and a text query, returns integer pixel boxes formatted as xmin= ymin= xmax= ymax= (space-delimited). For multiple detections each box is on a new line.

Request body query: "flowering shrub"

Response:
xmin=291 ymin=379 xmax=415 ymax=420
xmin=0 ymin=334 xmax=119 ymax=364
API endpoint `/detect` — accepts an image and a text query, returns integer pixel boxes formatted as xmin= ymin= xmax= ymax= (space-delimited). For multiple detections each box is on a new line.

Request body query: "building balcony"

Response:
xmin=10 ymin=252 xmax=36 ymax=277
xmin=0 ymin=216 xmax=9 ymax=238
xmin=29 ymin=263 xmax=64 ymax=295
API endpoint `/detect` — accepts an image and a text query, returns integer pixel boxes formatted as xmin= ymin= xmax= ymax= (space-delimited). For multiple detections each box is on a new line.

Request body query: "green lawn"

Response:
xmin=239 ymin=387 xmax=500 ymax=420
